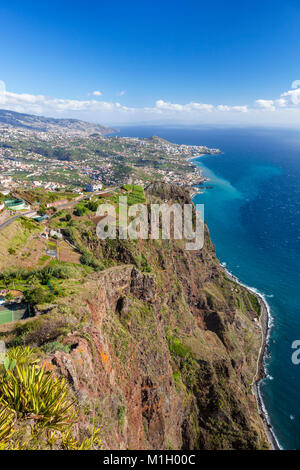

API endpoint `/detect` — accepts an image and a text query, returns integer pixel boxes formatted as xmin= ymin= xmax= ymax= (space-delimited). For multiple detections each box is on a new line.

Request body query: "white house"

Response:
xmin=85 ymin=183 xmax=103 ymax=192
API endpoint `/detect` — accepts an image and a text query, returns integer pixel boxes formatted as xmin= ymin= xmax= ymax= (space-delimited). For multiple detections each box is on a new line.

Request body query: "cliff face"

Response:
xmin=1 ymin=184 xmax=269 ymax=450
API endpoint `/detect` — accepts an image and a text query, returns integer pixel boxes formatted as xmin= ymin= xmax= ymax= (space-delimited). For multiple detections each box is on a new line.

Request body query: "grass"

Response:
xmin=0 ymin=310 xmax=13 ymax=325
xmin=167 ymin=335 xmax=191 ymax=358
xmin=122 ymin=184 xmax=146 ymax=205
xmin=47 ymin=241 xmax=56 ymax=249
xmin=38 ymin=255 xmax=51 ymax=266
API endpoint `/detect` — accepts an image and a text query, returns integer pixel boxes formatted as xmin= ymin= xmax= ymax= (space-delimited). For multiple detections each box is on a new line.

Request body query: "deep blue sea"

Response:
xmin=117 ymin=125 xmax=300 ymax=450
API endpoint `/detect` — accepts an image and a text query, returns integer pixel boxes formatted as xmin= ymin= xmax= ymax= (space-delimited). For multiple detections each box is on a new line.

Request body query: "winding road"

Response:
xmin=0 ymin=211 xmax=34 ymax=231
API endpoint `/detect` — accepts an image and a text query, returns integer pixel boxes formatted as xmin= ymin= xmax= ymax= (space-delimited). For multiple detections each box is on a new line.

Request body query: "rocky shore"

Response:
xmin=253 ymin=297 xmax=281 ymax=450
xmin=223 ymin=267 xmax=280 ymax=450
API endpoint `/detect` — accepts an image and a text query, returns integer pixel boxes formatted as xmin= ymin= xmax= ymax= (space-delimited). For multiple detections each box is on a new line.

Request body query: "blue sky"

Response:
xmin=0 ymin=0 xmax=300 ymax=126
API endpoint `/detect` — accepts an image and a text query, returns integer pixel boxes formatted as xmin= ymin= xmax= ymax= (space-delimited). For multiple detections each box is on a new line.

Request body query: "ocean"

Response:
xmin=117 ymin=125 xmax=300 ymax=450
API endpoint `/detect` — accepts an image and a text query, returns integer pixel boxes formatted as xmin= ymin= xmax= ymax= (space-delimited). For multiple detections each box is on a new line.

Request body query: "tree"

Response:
xmin=24 ymin=287 xmax=54 ymax=306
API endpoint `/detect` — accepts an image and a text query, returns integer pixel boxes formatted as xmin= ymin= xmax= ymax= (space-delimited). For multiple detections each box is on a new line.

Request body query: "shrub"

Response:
xmin=38 ymin=204 xmax=47 ymax=216
xmin=80 ymin=251 xmax=103 ymax=270
xmin=73 ymin=204 xmax=88 ymax=216
xmin=21 ymin=318 xmax=68 ymax=347
xmin=43 ymin=341 xmax=71 ymax=354
xmin=86 ymin=200 xmax=100 ymax=211
xmin=24 ymin=286 xmax=54 ymax=306
xmin=167 ymin=336 xmax=191 ymax=358
xmin=118 ymin=405 xmax=126 ymax=429
xmin=60 ymin=426 xmax=103 ymax=450
xmin=41 ymin=264 xmax=79 ymax=280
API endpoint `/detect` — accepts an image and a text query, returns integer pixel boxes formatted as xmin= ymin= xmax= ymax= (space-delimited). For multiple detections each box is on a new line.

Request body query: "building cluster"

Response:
xmin=0 ymin=126 xmax=219 ymax=192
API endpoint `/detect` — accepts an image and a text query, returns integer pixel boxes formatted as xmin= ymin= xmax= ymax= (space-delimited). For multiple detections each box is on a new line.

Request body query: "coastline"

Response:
xmin=188 ymin=151 xmax=281 ymax=450
xmin=187 ymin=154 xmax=210 ymax=198
xmin=187 ymin=154 xmax=205 ymax=161
xmin=187 ymin=148 xmax=282 ymax=450
xmin=222 ymin=266 xmax=281 ymax=450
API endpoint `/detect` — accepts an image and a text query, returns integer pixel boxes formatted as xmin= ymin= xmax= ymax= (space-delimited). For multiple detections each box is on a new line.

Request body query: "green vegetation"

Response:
xmin=73 ymin=204 xmax=90 ymax=216
xmin=118 ymin=405 xmax=126 ymax=429
xmin=122 ymin=184 xmax=146 ymax=205
xmin=0 ymin=405 xmax=15 ymax=443
xmin=0 ymin=345 xmax=103 ymax=449
xmin=248 ymin=292 xmax=261 ymax=317
xmin=24 ymin=286 xmax=55 ymax=306
xmin=0 ymin=365 xmax=74 ymax=429
xmin=38 ymin=255 xmax=51 ymax=266
xmin=17 ymin=188 xmax=77 ymax=205
xmin=6 ymin=346 xmax=38 ymax=366
xmin=0 ymin=262 xmax=91 ymax=308
xmin=136 ymin=253 xmax=152 ymax=273
xmin=167 ymin=335 xmax=191 ymax=358
xmin=1 ymin=218 xmax=42 ymax=259
xmin=42 ymin=341 xmax=71 ymax=354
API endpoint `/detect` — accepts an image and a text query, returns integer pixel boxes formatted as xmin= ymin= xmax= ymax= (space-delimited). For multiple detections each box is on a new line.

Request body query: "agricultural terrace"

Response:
xmin=16 ymin=188 xmax=79 ymax=205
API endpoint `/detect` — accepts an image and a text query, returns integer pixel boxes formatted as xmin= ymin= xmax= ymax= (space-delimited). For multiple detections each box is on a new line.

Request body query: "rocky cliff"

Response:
xmin=0 ymin=184 xmax=269 ymax=450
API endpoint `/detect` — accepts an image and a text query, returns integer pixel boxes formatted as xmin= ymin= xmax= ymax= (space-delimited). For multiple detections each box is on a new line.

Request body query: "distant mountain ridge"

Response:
xmin=0 ymin=108 xmax=116 ymax=135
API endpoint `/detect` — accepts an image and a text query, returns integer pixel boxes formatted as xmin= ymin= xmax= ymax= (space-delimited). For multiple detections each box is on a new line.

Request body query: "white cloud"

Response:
xmin=280 ymin=88 xmax=300 ymax=106
xmin=291 ymin=80 xmax=300 ymax=89
xmin=217 ymin=105 xmax=230 ymax=111
xmin=275 ymin=98 xmax=286 ymax=107
xmin=155 ymin=100 xmax=214 ymax=112
xmin=1 ymin=79 xmax=300 ymax=127
xmin=216 ymin=105 xmax=248 ymax=112
xmin=0 ymin=85 xmax=132 ymax=117
xmin=253 ymin=81 xmax=300 ymax=110
xmin=231 ymin=105 xmax=248 ymax=113
xmin=255 ymin=99 xmax=275 ymax=111
xmin=154 ymin=100 xmax=249 ymax=114
xmin=118 ymin=90 xmax=126 ymax=96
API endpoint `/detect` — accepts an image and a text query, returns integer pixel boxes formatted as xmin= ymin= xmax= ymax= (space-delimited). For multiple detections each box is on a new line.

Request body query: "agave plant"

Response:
xmin=3 ymin=356 xmax=16 ymax=373
xmin=0 ymin=364 xmax=75 ymax=430
xmin=61 ymin=426 xmax=103 ymax=450
xmin=0 ymin=405 xmax=15 ymax=443
xmin=6 ymin=346 xmax=39 ymax=366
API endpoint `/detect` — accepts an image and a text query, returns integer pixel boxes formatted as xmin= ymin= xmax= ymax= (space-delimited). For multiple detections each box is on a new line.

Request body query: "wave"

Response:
xmin=221 ymin=263 xmax=283 ymax=449
xmin=257 ymin=381 xmax=283 ymax=450
xmin=221 ymin=263 xmax=275 ymax=336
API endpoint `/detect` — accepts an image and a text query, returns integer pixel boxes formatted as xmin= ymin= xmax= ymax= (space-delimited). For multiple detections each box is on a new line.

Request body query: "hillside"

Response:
xmin=0 ymin=109 xmax=115 ymax=135
xmin=0 ymin=184 xmax=269 ymax=450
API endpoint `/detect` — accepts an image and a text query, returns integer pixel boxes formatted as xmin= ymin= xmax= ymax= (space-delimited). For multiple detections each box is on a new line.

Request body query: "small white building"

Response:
xmin=50 ymin=229 xmax=63 ymax=239
xmin=85 ymin=183 xmax=103 ymax=192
